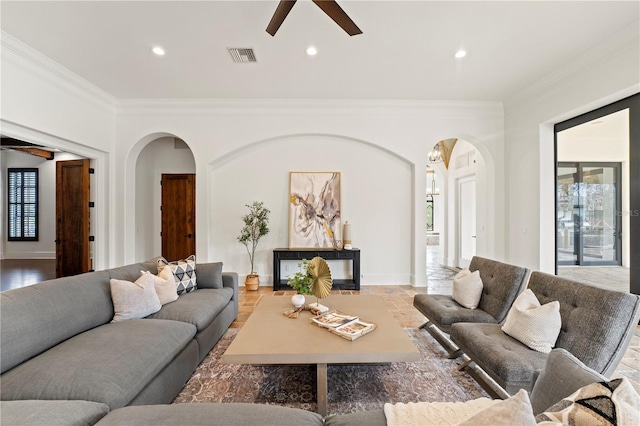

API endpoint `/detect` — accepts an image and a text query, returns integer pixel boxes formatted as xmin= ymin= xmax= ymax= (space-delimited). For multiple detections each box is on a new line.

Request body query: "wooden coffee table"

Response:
xmin=222 ymin=294 xmax=420 ymax=415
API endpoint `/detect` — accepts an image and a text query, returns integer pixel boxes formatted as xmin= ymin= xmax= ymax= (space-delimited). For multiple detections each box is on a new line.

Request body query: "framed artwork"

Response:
xmin=289 ymin=172 xmax=341 ymax=248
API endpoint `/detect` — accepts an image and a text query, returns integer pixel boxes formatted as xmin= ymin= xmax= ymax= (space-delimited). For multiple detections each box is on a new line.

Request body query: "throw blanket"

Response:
xmin=384 ymin=398 xmax=498 ymax=426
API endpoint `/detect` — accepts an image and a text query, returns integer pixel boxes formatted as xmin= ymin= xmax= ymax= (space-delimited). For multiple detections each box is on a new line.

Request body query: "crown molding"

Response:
xmin=115 ymin=98 xmax=503 ymax=118
xmin=504 ymin=19 xmax=640 ymax=111
xmin=1 ymin=31 xmax=116 ymax=113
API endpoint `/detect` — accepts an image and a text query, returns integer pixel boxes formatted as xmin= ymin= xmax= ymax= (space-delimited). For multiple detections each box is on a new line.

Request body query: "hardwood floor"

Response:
xmin=2 ymin=258 xmax=638 ymax=394
xmin=1 ymin=259 xmax=56 ymax=292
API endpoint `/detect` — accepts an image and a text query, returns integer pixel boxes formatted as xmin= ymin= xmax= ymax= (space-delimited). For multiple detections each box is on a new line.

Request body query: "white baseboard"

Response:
xmin=3 ymin=251 xmax=55 ymax=260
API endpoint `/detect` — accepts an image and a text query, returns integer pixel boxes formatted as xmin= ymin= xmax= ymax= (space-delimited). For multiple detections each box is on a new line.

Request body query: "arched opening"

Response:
xmin=426 ymin=137 xmax=493 ymax=280
xmin=132 ymin=135 xmax=196 ymax=262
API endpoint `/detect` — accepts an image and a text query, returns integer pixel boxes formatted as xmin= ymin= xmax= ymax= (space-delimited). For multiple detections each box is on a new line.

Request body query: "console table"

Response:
xmin=272 ymin=248 xmax=361 ymax=290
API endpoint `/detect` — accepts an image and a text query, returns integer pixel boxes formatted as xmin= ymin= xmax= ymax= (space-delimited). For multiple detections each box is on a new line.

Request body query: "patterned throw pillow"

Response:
xmin=157 ymin=255 xmax=197 ymax=295
xmin=536 ymin=378 xmax=640 ymax=425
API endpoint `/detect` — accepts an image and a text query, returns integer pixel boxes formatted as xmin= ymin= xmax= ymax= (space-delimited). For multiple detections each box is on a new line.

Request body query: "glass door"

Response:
xmin=557 ymin=162 xmax=621 ymax=266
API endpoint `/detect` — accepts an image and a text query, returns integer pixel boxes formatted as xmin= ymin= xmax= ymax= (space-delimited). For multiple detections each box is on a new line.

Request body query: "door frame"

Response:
xmin=554 ymin=93 xmax=639 ymax=295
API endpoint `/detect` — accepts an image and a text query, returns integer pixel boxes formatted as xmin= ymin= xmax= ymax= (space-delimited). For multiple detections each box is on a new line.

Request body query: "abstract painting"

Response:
xmin=289 ymin=172 xmax=341 ymax=248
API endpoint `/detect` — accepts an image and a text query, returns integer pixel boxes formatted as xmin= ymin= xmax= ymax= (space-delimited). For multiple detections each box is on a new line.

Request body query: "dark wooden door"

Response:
xmin=161 ymin=174 xmax=196 ymax=261
xmin=56 ymin=159 xmax=91 ymax=277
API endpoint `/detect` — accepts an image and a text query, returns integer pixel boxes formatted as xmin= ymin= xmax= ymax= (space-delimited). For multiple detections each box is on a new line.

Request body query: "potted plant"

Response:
xmin=237 ymin=201 xmax=270 ymax=291
xmin=287 ymin=259 xmax=314 ymax=307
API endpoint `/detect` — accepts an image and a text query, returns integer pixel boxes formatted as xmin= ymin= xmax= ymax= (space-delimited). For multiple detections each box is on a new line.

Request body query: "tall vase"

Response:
xmin=343 ymin=221 xmax=352 ymax=249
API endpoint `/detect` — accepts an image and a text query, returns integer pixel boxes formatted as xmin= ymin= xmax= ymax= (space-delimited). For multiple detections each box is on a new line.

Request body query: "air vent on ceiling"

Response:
xmin=228 ymin=48 xmax=257 ymax=63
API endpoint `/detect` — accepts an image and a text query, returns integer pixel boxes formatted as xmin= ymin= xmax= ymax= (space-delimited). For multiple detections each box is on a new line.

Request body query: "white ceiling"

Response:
xmin=1 ymin=1 xmax=639 ymax=100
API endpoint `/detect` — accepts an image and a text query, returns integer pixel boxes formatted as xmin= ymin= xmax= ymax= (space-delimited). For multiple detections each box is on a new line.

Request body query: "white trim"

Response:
xmin=505 ymin=21 xmax=639 ymax=110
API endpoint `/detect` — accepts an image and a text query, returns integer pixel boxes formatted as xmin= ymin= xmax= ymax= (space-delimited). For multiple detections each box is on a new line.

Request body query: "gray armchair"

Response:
xmin=413 ymin=256 xmax=529 ymax=357
xmin=450 ymin=272 xmax=640 ymax=396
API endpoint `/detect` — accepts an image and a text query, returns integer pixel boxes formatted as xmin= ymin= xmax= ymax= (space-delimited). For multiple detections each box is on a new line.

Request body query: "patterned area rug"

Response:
xmin=173 ymin=328 xmax=489 ymax=415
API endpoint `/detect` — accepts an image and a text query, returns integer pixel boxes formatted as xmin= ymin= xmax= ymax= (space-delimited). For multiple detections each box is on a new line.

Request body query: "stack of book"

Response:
xmin=310 ymin=311 xmax=376 ymax=341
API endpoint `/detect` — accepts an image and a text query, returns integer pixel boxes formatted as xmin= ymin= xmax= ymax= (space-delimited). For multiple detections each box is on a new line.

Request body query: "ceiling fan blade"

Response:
xmin=266 ymin=0 xmax=297 ymax=36
xmin=312 ymin=0 xmax=362 ymax=36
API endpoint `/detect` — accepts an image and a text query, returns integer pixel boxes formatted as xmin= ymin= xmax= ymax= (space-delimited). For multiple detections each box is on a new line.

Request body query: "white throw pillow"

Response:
xmin=452 ymin=269 xmax=483 ymax=309
xmin=141 ymin=268 xmax=179 ymax=305
xmin=501 ymin=289 xmax=561 ymax=354
xmin=110 ymin=273 xmax=162 ymax=322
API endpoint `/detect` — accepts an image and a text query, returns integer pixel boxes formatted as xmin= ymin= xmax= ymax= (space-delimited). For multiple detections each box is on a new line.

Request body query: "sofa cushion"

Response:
xmin=452 ymin=269 xmax=483 ymax=309
xmin=528 ymin=272 xmax=640 ymax=376
xmin=0 ymin=400 xmax=109 ymax=426
xmin=95 ymin=403 xmax=324 ymax=426
xmin=450 ymin=322 xmax=548 ymax=392
xmin=501 ymin=289 xmax=561 ymax=354
xmin=158 ymin=255 xmax=197 ymax=295
xmin=530 ymin=348 xmax=606 ymax=415
xmin=413 ymin=294 xmax=497 ymax=332
xmin=0 ymin=319 xmax=196 ymax=409
xmin=324 ymin=409 xmax=386 ymax=426
xmin=110 ymin=274 xmax=162 ymax=322
xmin=469 ymin=256 xmax=528 ymax=323
xmin=195 ymin=262 xmax=224 ymax=289
xmin=0 ymin=271 xmax=113 ymax=374
xmin=146 ymin=287 xmax=234 ymax=332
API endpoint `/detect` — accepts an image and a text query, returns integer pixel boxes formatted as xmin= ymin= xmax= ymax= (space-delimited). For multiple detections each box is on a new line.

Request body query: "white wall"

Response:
xmin=135 ymin=137 xmax=196 ymax=261
xmin=1 ymin=150 xmax=84 ymax=259
xmin=117 ymin=101 xmax=504 ymax=287
xmin=504 ymin=23 xmax=639 ymax=272
xmin=210 ymin=134 xmax=412 ymax=284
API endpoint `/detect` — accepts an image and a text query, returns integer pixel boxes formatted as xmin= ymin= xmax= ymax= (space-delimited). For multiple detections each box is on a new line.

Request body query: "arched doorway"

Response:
xmin=134 ymin=136 xmax=195 ymax=261
xmin=427 ymin=138 xmax=489 ymax=272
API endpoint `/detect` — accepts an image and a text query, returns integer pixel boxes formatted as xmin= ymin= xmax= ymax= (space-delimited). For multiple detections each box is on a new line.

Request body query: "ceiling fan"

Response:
xmin=266 ymin=0 xmax=362 ymax=36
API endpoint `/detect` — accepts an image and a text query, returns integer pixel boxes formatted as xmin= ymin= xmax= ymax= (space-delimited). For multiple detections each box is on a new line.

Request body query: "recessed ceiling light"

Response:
xmin=454 ymin=50 xmax=466 ymax=59
xmin=306 ymin=46 xmax=318 ymax=56
xmin=152 ymin=46 xmax=165 ymax=56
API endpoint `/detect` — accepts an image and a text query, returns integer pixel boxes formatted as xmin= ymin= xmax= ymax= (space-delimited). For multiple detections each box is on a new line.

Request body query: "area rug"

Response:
xmin=173 ymin=327 xmax=488 ymax=415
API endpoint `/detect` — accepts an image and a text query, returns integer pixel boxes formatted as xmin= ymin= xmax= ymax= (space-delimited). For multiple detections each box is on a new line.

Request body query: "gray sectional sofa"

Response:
xmin=0 ymin=259 xmax=238 ymax=423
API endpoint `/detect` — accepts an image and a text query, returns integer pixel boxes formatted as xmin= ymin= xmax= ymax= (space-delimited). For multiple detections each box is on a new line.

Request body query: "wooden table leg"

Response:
xmin=317 ymin=363 xmax=328 ymax=416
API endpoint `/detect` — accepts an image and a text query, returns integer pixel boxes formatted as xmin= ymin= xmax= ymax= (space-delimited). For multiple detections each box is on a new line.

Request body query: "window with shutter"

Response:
xmin=8 ymin=168 xmax=39 ymax=241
